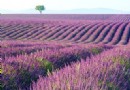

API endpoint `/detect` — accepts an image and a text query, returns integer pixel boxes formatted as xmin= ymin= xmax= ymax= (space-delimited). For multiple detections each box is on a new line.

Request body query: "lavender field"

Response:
xmin=0 ymin=14 xmax=130 ymax=90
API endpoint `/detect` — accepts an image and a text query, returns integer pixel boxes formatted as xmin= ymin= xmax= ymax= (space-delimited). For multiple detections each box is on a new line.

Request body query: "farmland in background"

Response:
xmin=0 ymin=14 xmax=130 ymax=90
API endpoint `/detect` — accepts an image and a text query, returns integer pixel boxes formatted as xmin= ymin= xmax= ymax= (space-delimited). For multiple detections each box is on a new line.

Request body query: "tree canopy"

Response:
xmin=35 ymin=5 xmax=45 ymax=14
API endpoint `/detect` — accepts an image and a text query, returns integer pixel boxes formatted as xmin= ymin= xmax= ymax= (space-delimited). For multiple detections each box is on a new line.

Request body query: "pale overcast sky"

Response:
xmin=0 ymin=0 xmax=130 ymax=13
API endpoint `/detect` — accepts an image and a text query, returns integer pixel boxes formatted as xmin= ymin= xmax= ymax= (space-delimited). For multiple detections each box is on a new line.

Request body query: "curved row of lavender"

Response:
xmin=31 ymin=46 xmax=130 ymax=90
xmin=0 ymin=20 xmax=130 ymax=45
xmin=1 ymin=40 xmax=112 ymax=90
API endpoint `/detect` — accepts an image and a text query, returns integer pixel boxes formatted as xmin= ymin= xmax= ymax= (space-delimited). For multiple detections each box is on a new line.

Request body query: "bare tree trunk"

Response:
xmin=40 ymin=11 xmax=42 ymax=14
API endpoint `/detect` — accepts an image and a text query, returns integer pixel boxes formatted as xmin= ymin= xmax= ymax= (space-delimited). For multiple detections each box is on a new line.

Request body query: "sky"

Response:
xmin=0 ymin=0 xmax=130 ymax=14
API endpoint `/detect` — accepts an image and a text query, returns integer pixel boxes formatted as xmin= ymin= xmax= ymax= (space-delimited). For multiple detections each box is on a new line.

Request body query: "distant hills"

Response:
xmin=0 ymin=8 xmax=130 ymax=14
xmin=68 ymin=8 xmax=130 ymax=14
xmin=43 ymin=8 xmax=130 ymax=14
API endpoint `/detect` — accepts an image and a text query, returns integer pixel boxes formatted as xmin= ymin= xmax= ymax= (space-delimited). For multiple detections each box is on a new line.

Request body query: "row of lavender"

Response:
xmin=0 ymin=21 xmax=130 ymax=45
xmin=1 ymin=40 xmax=112 ymax=90
xmin=0 ymin=40 xmax=66 ymax=59
xmin=31 ymin=45 xmax=130 ymax=90
xmin=0 ymin=14 xmax=130 ymax=21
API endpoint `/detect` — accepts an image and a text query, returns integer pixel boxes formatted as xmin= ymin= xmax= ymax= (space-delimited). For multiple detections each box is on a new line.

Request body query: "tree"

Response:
xmin=35 ymin=5 xmax=45 ymax=14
